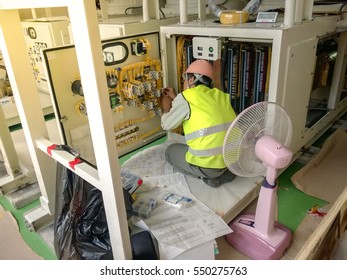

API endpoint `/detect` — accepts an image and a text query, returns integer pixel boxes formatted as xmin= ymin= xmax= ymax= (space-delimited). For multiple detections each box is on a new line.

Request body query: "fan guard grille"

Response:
xmin=222 ymin=101 xmax=292 ymax=177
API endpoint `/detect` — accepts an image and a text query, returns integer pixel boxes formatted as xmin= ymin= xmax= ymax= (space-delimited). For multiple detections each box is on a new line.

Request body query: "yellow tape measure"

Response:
xmin=220 ymin=10 xmax=249 ymax=24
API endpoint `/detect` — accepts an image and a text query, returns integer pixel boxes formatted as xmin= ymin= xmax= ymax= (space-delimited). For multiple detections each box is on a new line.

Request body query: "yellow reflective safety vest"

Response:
xmin=182 ymin=85 xmax=237 ymax=168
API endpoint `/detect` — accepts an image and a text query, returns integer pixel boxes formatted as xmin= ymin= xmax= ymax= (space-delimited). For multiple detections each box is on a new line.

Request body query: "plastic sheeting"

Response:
xmin=54 ymin=162 xmax=133 ymax=260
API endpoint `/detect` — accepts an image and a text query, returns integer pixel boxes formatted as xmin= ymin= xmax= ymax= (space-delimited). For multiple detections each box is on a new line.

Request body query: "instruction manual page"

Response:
xmin=131 ymin=173 xmax=232 ymax=259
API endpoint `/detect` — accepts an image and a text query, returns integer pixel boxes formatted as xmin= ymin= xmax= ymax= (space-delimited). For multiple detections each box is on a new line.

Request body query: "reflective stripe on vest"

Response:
xmin=185 ymin=122 xmax=232 ymax=142
xmin=188 ymin=146 xmax=222 ymax=157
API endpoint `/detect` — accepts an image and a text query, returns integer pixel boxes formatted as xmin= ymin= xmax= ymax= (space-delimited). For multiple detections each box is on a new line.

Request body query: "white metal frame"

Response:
xmin=0 ymin=106 xmax=19 ymax=182
xmin=0 ymin=0 xmax=131 ymax=259
xmin=0 ymin=104 xmax=36 ymax=195
xmin=1 ymin=0 xmax=346 ymax=260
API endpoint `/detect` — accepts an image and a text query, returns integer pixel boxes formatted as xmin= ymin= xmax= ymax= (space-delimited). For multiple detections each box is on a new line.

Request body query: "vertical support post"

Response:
xmin=0 ymin=105 xmax=20 ymax=178
xmin=284 ymin=0 xmax=296 ymax=27
xmin=303 ymin=0 xmax=314 ymax=21
xmin=0 ymin=9 xmax=56 ymax=215
xmin=198 ymin=0 xmax=206 ymax=21
xmin=31 ymin=8 xmax=37 ymax=18
xmin=144 ymin=0 xmax=160 ymax=20
xmin=99 ymin=0 xmax=109 ymax=22
xmin=328 ymin=32 xmax=347 ymax=109
xmin=294 ymin=0 xmax=304 ymax=24
xmin=45 ymin=8 xmax=52 ymax=18
xmin=143 ymin=0 xmax=150 ymax=22
xmin=180 ymin=0 xmax=188 ymax=24
xmin=68 ymin=0 xmax=132 ymax=260
xmin=154 ymin=0 xmax=161 ymax=20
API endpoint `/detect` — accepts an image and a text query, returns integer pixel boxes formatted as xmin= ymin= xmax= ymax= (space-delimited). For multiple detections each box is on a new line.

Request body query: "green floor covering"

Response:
xmin=277 ymin=162 xmax=326 ymax=232
xmin=276 ymin=126 xmax=340 ymax=231
xmin=0 ymin=196 xmax=57 ymax=260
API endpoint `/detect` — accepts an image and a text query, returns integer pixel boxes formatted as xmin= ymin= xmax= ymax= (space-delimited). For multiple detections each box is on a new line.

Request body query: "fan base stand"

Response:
xmin=225 ymin=214 xmax=291 ymax=260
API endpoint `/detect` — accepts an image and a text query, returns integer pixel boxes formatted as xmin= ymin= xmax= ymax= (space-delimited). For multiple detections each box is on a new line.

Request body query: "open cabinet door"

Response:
xmin=42 ymin=31 xmax=165 ymax=167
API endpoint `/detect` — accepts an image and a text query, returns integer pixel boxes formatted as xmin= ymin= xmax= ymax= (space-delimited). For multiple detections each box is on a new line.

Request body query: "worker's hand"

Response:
xmin=161 ymin=94 xmax=173 ymax=113
xmin=162 ymin=87 xmax=177 ymax=100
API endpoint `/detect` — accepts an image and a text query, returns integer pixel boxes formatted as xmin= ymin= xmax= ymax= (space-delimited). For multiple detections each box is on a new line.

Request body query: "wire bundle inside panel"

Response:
xmin=176 ymin=36 xmax=272 ymax=114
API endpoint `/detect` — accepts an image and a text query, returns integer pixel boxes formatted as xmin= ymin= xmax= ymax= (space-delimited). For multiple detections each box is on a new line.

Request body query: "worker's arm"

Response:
xmin=161 ymin=87 xmax=177 ymax=113
xmin=161 ymin=93 xmax=189 ymax=131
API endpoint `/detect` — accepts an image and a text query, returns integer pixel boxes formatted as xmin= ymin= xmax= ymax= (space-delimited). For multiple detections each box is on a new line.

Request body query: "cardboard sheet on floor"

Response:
xmin=121 ymin=140 xmax=262 ymax=218
xmin=0 ymin=205 xmax=42 ymax=260
xmin=291 ymin=129 xmax=347 ymax=203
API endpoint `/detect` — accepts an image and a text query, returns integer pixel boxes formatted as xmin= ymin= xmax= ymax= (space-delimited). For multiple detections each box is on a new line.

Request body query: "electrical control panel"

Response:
xmin=172 ymin=34 xmax=272 ymax=114
xmin=161 ymin=19 xmax=347 ymax=155
xmin=21 ymin=18 xmax=71 ymax=93
xmin=42 ymin=32 xmax=164 ymax=166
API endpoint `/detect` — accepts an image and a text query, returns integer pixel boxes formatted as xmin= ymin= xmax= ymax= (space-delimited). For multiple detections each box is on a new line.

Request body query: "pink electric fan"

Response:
xmin=222 ymin=101 xmax=293 ymax=260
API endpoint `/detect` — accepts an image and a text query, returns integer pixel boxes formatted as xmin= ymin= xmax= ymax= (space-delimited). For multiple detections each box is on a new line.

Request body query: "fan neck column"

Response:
xmin=265 ymin=166 xmax=278 ymax=187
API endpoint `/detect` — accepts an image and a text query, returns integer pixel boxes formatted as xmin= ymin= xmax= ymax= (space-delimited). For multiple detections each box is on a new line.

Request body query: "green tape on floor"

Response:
xmin=0 ymin=196 xmax=57 ymax=260
xmin=277 ymin=162 xmax=327 ymax=232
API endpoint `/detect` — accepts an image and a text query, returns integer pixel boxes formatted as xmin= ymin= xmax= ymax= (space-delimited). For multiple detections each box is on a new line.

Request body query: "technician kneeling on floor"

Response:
xmin=161 ymin=59 xmax=237 ymax=187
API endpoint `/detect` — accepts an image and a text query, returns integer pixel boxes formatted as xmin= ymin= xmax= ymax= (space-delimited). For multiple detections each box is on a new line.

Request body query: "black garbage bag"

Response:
xmin=54 ymin=162 xmax=133 ymax=260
